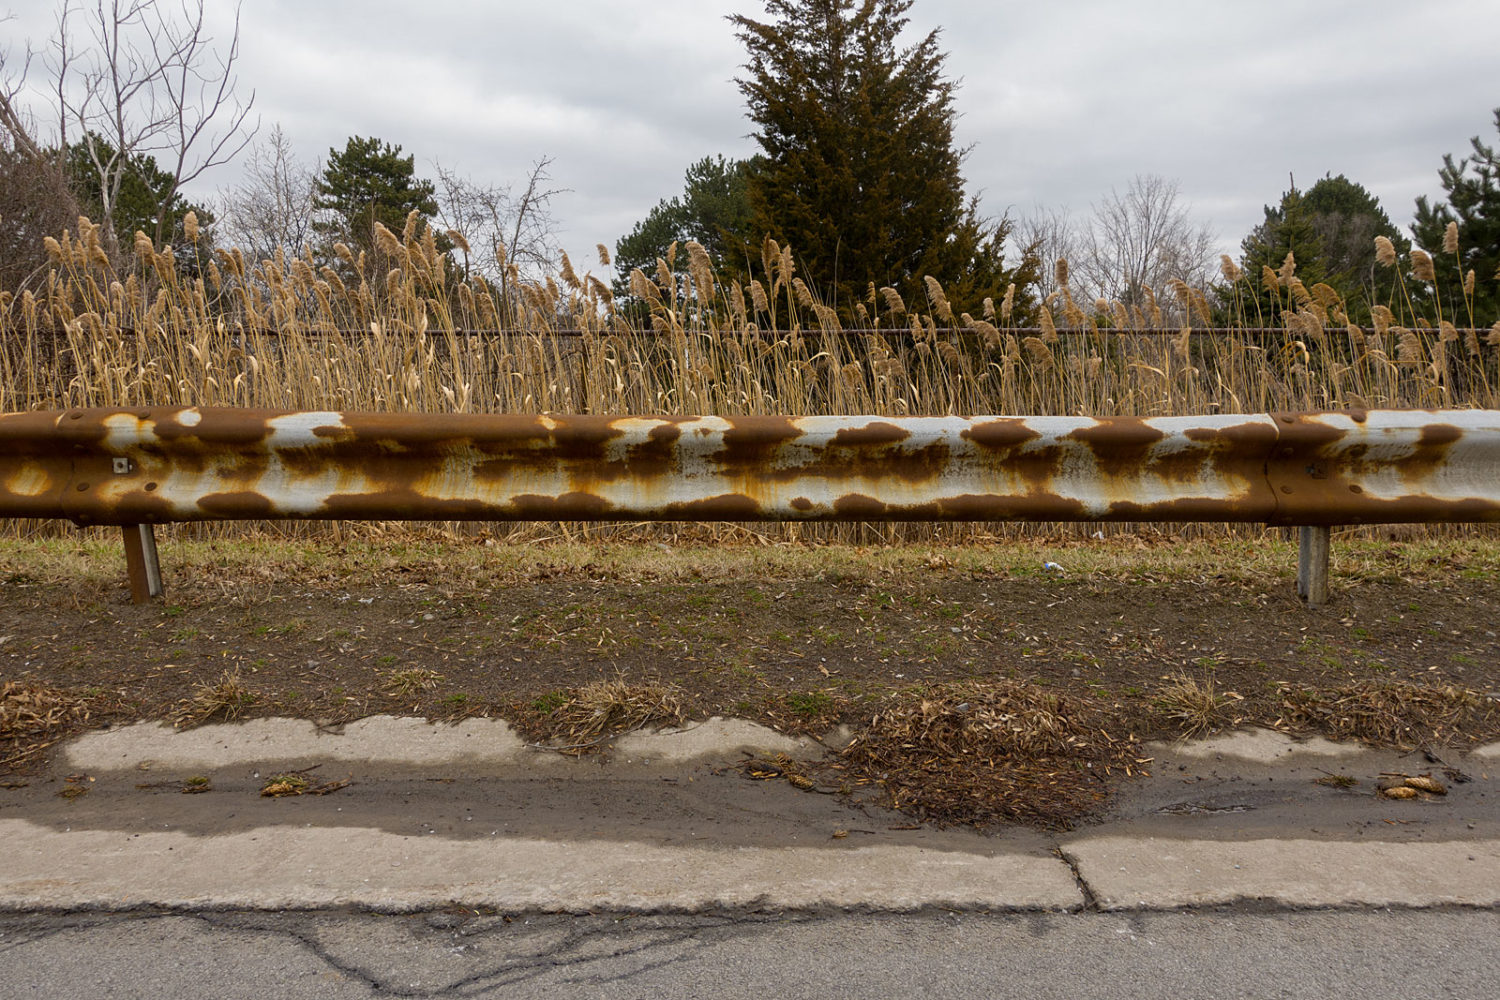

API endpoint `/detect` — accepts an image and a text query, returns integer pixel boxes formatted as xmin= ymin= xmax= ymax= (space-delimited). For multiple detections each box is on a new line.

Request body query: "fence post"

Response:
xmin=1297 ymin=526 xmax=1331 ymax=606
xmin=121 ymin=524 xmax=164 ymax=604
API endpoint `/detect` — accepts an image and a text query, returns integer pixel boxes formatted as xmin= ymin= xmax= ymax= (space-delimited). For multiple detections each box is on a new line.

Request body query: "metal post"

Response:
xmin=121 ymin=523 xmax=164 ymax=603
xmin=1297 ymin=525 xmax=1330 ymax=607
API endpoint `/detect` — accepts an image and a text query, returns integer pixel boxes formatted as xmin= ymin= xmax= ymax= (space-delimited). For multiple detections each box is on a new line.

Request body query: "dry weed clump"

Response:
xmin=1154 ymin=673 xmax=1242 ymax=739
xmin=175 ymin=670 xmax=256 ymax=729
xmin=381 ymin=668 xmax=444 ymax=697
xmin=0 ymin=680 xmax=90 ymax=738
xmin=839 ymin=681 xmax=1148 ymax=830
xmin=537 ymin=677 xmax=685 ymax=753
xmin=1275 ymin=680 xmax=1493 ymax=748
xmin=0 ymin=681 xmax=93 ymax=771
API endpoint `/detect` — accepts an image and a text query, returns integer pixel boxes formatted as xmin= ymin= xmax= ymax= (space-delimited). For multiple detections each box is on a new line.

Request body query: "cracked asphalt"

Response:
xmin=4 ymin=908 xmax=1499 ymax=998
xmin=4 ymin=720 xmax=1499 ymax=996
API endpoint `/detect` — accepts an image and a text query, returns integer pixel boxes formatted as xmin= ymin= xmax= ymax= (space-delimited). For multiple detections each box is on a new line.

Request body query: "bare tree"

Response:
xmin=433 ymin=156 xmax=565 ymax=300
xmin=215 ymin=123 xmax=318 ymax=262
xmin=1075 ymin=174 xmax=1216 ymax=322
xmin=1017 ymin=202 xmax=1081 ymax=303
xmin=0 ymin=19 xmax=81 ymax=290
xmin=32 ymin=0 xmax=257 ymax=249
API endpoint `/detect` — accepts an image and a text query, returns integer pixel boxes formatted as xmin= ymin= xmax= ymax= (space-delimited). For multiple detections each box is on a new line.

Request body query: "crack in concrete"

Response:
xmin=1052 ymin=847 xmax=1100 ymax=912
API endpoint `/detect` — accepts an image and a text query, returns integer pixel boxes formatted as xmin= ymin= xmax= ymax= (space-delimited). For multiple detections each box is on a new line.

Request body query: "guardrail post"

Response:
xmin=1297 ymin=526 xmax=1331 ymax=607
xmin=121 ymin=524 xmax=164 ymax=604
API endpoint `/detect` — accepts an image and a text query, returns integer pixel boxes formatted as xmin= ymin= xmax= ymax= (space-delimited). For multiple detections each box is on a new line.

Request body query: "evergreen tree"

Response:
xmin=313 ymin=136 xmax=441 ymax=256
xmin=1413 ymin=108 xmax=1500 ymax=324
xmin=613 ymin=155 xmax=757 ymax=300
xmin=731 ymin=0 xmax=1028 ymax=317
xmin=65 ymin=135 xmax=211 ymax=249
xmin=1227 ymin=184 xmax=1327 ymax=326
xmin=1300 ymin=173 xmax=1409 ymax=322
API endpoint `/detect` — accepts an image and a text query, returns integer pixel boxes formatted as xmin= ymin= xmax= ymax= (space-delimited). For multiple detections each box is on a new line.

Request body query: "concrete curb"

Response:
xmin=5 ymin=719 xmax=1497 ymax=914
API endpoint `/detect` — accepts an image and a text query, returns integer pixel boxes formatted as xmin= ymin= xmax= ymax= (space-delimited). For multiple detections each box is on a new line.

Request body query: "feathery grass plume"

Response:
xmin=750 ymin=279 xmax=769 ymax=314
xmin=447 ymin=229 xmax=471 ymax=255
xmin=974 ymin=318 xmax=1002 ymax=348
xmin=1000 ymin=283 xmax=1015 ymax=323
xmin=1411 ymin=249 xmax=1436 ymax=283
xmin=183 ymin=211 xmax=200 ymax=243
xmin=655 ymin=257 xmax=675 ymax=299
xmin=597 ymin=243 xmax=611 ymax=267
xmin=1443 ymin=221 xmax=1460 ymax=255
xmin=1038 ymin=307 xmax=1057 ymax=342
xmin=792 ymin=278 xmax=815 ymax=308
xmin=401 ymin=209 xmax=421 ymax=244
xmin=1440 ymin=321 xmax=1459 ymax=343
xmin=1112 ymin=301 xmax=1129 ymax=329
xmin=1219 ymin=254 xmax=1242 ymax=283
xmin=1346 ymin=321 xmax=1365 ymax=351
xmin=133 ymin=230 xmax=154 ymax=260
xmin=1287 ymin=277 xmax=1312 ymax=309
xmin=1278 ymin=252 xmax=1297 ymax=281
xmin=686 ymin=240 xmax=714 ymax=298
xmin=1374 ymin=235 xmax=1397 ymax=267
xmin=1464 ymin=269 xmax=1476 ymax=299
xmin=1371 ymin=304 xmax=1393 ymax=337
xmin=1021 ymin=336 xmax=1056 ymax=375
xmin=982 ymin=295 xmax=995 ymax=321
xmin=1142 ymin=285 xmax=1163 ymax=328
xmin=559 ymin=251 xmax=580 ymax=290
xmin=1488 ymin=320 xmax=1500 ymax=347
xmin=1260 ymin=265 xmax=1280 ymax=296
xmin=1055 ymin=257 xmax=1070 ymax=287
xmin=880 ymin=286 xmax=906 ymax=315
xmin=924 ymin=275 xmax=953 ymax=322
xmin=1465 ymin=326 xmax=1481 ymax=355
xmin=373 ymin=222 xmax=400 ymax=257
xmin=1395 ymin=327 xmax=1421 ymax=362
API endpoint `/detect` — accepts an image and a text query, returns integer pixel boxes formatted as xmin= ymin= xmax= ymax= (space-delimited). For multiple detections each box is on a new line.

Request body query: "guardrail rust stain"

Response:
xmin=3 ymin=407 xmax=1499 ymax=527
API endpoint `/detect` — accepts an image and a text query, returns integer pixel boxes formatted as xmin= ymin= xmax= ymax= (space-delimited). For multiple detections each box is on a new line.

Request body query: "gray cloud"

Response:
xmin=5 ymin=0 xmax=1498 ymax=272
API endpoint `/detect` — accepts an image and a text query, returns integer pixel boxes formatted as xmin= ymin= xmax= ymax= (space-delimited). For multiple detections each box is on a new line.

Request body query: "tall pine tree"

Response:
xmin=313 ymin=136 xmax=441 ymax=256
xmin=1413 ymin=108 xmax=1500 ymax=325
xmin=731 ymin=0 xmax=1029 ymax=318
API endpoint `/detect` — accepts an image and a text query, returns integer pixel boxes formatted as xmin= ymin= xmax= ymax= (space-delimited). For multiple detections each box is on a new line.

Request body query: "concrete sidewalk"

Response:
xmin=1 ymin=717 xmax=1496 ymax=913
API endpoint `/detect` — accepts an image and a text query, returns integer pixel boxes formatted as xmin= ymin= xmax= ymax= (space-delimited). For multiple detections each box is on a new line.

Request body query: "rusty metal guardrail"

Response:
xmin=4 ymin=407 xmax=1499 ymax=605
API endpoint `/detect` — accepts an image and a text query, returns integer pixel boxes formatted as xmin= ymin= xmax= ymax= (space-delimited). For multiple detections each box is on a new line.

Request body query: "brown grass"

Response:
xmin=838 ymin=680 xmax=1148 ymax=830
xmin=381 ymin=668 xmax=444 ymax=697
xmin=1155 ymin=673 xmax=1241 ymax=739
xmin=0 ymin=680 xmax=90 ymax=738
xmin=175 ymin=669 xmax=256 ymax=729
xmin=533 ymin=677 xmax=686 ymax=753
xmin=1275 ymin=680 xmax=1493 ymax=748
xmin=0 ymin=681 xmax=93 ymax=771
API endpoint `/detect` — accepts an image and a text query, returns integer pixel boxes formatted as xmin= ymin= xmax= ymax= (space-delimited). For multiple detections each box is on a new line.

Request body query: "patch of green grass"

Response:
xmin=787 ymin=690 xmax=835 ymax=718
xmin=531 ymin=690 xmax=570 ymax=715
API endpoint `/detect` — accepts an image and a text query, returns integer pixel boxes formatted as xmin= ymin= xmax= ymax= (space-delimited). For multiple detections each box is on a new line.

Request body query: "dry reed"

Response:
xmin=3 ymin=217 xmax=1498 ymax=545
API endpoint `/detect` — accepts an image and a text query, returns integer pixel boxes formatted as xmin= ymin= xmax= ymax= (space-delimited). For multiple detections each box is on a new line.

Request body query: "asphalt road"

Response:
xmin=3 ymin=907 xmax=1496 ymax=999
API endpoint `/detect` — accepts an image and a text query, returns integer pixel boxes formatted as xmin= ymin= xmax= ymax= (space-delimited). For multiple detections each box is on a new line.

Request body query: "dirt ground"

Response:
xmin=3 ymin=528 xmax=1498 ymax=826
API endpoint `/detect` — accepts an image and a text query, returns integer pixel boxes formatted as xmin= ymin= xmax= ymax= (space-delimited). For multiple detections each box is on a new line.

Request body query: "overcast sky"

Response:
xmin=6 ymin=0 xmax=1500 ymax=277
